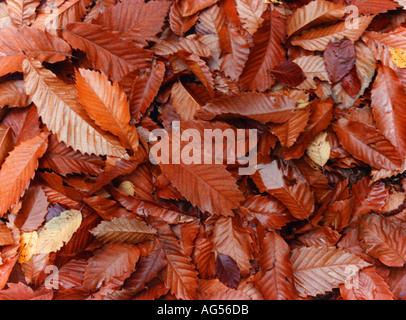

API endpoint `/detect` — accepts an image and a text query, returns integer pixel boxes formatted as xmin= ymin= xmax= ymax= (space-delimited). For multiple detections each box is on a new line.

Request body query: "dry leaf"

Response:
xmin=18 ymin=231 xmax=38 ymax=264
xmin=35 ymin=209 xmax=82 ymax=254
xmin=390 ymin=48 xmax=406 ymax=68
xmin=306 ymin=131 xmax=331 ymax=167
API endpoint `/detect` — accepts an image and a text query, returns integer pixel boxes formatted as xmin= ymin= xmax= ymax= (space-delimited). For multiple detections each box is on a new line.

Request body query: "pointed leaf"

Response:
xmin=82 ymin=243 xmax=140 ymax=290
xmin=90 ymin=217 xmax=157 ymax=244
xmin=62 ymin=22 xmax=152 ymax=81
xmin=0 ymin=131 xmax=48 ymax=216
xmin=215 ymin=252 xmax=241 ymax=289
xmin=23 ymin=58 xmax=128 ymax=158
xmin=35 ymin=209 xmax=82 ymax=254
xmin=359 ymin=213 xmax=406 ymax=267
xmin=75 ymin=68 xmax=139 ymax=152
xmin=291 ymin=246 xmax=371 ymax=297
xmin=333 ymin=118 xmax=403 ymax=170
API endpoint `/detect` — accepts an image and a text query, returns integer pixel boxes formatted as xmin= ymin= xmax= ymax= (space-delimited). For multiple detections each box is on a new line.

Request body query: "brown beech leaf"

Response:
xmin=257 ymin=231 xmax=297 ymax=300
xmin=239 ymin=8 xmax=286 ymax=92
xmin=174 ymin=51 xmax=215 ymax=98
xmin=0 ymin=0 xmax=405 ymax=301
xmin=359 ymin=213 xmax=406 ymax=267
xmin=0 ymin=224 xmax=14 ymax=246
xmin=296 ymin=226 xmax=341 ymax=247
xmin=290 ymin=15 xmax=374 ymax=51
xmin=331 ymin=41 xmax=376 ymax=109
xmin=270 ymin=61 xmax=306 ymax=87
xmin=352 ymin=178 xmax=389 ymax=218
xmin=90 ymin=217 xmax=157 ymax=244
xmin=371 ymin=63 xmax=406 ymax=157
xmin=195 ymin=4 xmax=232 ymax=57
xmin=333 ymin=118 xmax=403 ymax=170
xmin=150 ymin=218 xmax=199 ymax=300
xmin=0 ymin=105 xmax=41 ymax=146
xmin=362 ymin=28 xmax=406 ymax=70
xmin=47 ymin=259 xmax=87 ymax=291
xmin=0 ymin=80 xmax=31 ymax=108
xmin=268 ymin=106 xmax=311 ymax=147
xmin=75 ymin=68 xmax=139 ymax=152
xmin=129 ymin=61 xmax=165 ymax=121
xmin=198 ymin=93 xmax=296 ymax=124
xmin=388 ymin=267 xmax=406 ymax=300
xmin=23 ymin=59 xmax=128 ymax=158
xmin=5 ymin=0 xmax=41 ymax=27
xmin=341 ymin=66 xmax=362 ymax=98
xmin=169 ymin=2 xmax=198 ymax=36
xmin=87 ymin=157 xmax=145 ymax=195
xmin=291 ymin=246 xmax=371 ymax=298
xmin=349 ymin=0 xmax=401 ymax=15
xmin=293 ymin=55 xmax=331 ymax=90
xmin=40 ymin=134 xmax=105 ymax=177
xmin=31 ymin=0 xmax=91 ymax=36
xmin=235 ymin=0 xmax=266 ymax=36
xmin=193 ymin=236 xmax=215 ymax=279
xmin=158 ymin=162 xmax=244 ymax=217
xmin=82 ymin=243 xmax=140 ymax=290
xmin=212 ymin=216 xmax=254 ymax=277
xmin=83 ymin=195 xmax=134 ymax=221
xmin=62 ymin=22 xmax=152 ymax=81
xmin=170 ymin=82 xmax=205 ymax=121
xmin=0 ymin=131 xmax=48 ymax=216
xmin=12 ymin=185 xmax=48 ymax=232
xmin=115 ymin=246 xmax=167 ymax=299
xmin=340 ymin=266 xmax=394 ymax=300
xmin=179 ymin=0 xmax=219 ymax=17
xmin=0 ymin=25 xmax=71 ymax=77
xmin=215 ymin=252 xmax=241 ymax=289
xmin=243 ymin=194 xmax=295 ymax=231
xmin=93 ymin=0 xmax=171 ymax=44
xmin=0 ymin=125 xmax=13 ymax=166
xmin=253 ymin=160 xmax=315 ymax=220
xmin=283 ymin=99 xmax=333 ymax=159
xmin=322 ymin=198 xmax=354 ymax=232
xmin=324 ymin=38 xmax=357 ymax=83
xmin=0 ymin=3 xmax=12 ymax=29
xmin=0 ymin=282 xmax=53 ymax=300
xmin=287 ymin=0 xmax=346 ymax=37
xmin=220 ymin=25 xmax=251 ymax=82
xmin=153 ymin=36 xmax=211 ymax=58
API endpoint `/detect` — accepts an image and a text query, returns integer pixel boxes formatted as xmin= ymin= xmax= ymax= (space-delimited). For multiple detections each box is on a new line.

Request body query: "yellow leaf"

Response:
xmin=306 ymin=131 xmax=331 ymax=167
xmin=118 ymin=181 xmax=135 ymax=196
xmin=35 ymin=209 xmax=82 ymax=254
xmin=390 ymin=48 xmax=406 ymax=68
xmin=19 ymin=231 xmax=38 ymax=264
xmin=296 ymin=99 xmax=311 ymax=109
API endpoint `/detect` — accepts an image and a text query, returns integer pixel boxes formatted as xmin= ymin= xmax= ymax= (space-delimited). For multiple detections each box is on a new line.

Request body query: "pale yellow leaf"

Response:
xmin=118 ymin=180 xmax=135 ymax=196
xmin=306 ymin=131 xmax=331 ymax=167
xmin=390 ymin=48 xmax=406 ymax=68
xmin=35 ymin=209 xmax=82 ymax=254
xmin=18 ymin=231 xmax=38 ymax=264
